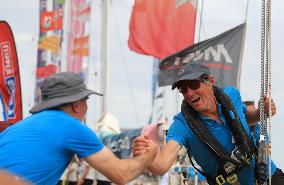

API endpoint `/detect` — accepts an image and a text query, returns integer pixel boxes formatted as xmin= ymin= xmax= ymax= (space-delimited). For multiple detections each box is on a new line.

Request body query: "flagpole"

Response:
xmin=61 ymin=0 xmax=70 ymax=72
xmin=237 ymin=0 xmax=249 ymax=90
xmin=244 ymin=0 xmax=250 ymax=22
xmin=197 ymin=0 xmax=204 ymax=42
xmin=101 ymin=0 xmax=110 ymax=114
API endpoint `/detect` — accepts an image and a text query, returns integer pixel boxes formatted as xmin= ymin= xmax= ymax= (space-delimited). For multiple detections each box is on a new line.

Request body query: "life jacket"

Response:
xmin=181 ymin=86 xmax=256 ymax=185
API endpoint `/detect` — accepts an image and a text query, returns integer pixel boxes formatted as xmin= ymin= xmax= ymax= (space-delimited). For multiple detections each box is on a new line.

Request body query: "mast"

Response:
xmin=196 ymin=0 xmax=204 ymax=43
xmin=100 ymin=0 xmax=110 ymax=114
xmin=237 ymin=0 xmax=250 ymax=90
xmin=61 ymin=0 xmax=70 ymax=72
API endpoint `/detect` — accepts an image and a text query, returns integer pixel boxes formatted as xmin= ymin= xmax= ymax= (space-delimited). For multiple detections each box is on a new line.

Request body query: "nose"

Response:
xmin=182 ymin=87 xmax=195 ymax=96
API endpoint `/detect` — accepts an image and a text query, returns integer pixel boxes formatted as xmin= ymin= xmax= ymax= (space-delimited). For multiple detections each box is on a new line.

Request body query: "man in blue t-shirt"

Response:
xmin=132 ymin=62 xmax=284 ymax=185
xmin=0 ymin=72 xmax=157 ymax=185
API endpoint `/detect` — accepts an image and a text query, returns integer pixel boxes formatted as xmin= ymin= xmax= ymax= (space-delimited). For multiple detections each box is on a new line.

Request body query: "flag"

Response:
xmin=158 ymin=23 xmax=246 ymax=88
xmin=35 ymin=0 xmax=64 ymax=104
xmin=128 ymin=0 xmax=197 ymax=59
xmin=77 ymin=2 xmax=91 ymax=22
xmin=38 ymin=35 xmax=61 ymax=53
xmin=0 ymin=21 xmax=23 ymax=131
xmin=71 ymin=35 xmax=89 ymax=56
xmin=40 ymin=8 xmax=63 ymax=32
xmin=36 ymin=64 xmax=58 ymax=78
xmin=66 ymin=0 xmax=88 ymax=73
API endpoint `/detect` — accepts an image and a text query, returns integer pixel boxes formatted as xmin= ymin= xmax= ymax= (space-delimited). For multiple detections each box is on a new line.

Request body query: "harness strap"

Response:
xmin=187 ymin=148 xmax=216 ymax=185
xmin=182 ymin=101 xmax=236 ymax=162
xmin=214 ymin=86 xmax=255 ymax=161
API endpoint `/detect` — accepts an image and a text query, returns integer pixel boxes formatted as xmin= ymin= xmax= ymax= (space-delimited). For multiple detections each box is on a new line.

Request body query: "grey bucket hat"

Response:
xmin=30 ymin=72 xmax=102 ymax=113
xmin=172 ymin=62 xmax=211 ymax=90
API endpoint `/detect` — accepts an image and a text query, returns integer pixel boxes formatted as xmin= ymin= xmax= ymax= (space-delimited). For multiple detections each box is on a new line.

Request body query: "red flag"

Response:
xmin=36 ymin=64 xmax=58 ymax=78
xmin=128 ymin=0 xmax=197 ymax=59
xmin=0 ymin=21 xmax=23 ymax=131
xmin=40 ymin=8 xmax=63 ymax=33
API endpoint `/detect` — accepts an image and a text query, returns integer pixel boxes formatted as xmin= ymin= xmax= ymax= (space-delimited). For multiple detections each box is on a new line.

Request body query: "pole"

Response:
xmin=101 ymin=0 xmax=110 ymax=114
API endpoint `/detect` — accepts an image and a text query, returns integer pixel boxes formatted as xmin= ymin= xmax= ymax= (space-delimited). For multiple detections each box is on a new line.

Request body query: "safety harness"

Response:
xmin=181 ymin=86 xmax=255 ymax=185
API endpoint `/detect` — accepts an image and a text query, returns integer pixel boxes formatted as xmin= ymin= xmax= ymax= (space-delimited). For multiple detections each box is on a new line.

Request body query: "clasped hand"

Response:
xmin=132 ymin=135 xmax=158 ymax=166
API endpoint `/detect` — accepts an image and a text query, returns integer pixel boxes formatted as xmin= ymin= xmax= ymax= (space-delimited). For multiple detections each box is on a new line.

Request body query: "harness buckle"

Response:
xmin=216 ymin=175 xmax=226 ymax=185
xmin=231 ymin=146 xmax=251 ymax=166
xmin=227 ymin=173 xmax=238 ymax=184
xmin=216 ymin=173 xmax=240 ymax=185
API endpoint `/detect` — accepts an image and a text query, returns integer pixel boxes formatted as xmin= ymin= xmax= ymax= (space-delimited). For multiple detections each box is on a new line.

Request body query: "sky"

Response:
xmin=0 ymin=0 xmax=283 ymax=169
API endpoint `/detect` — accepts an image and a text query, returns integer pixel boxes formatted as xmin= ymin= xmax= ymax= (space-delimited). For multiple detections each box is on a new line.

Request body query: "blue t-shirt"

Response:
xmin=166 ymin=86 xmax=276 ymax=185
xmin=0 ymin=110 xmax=104 ymax=185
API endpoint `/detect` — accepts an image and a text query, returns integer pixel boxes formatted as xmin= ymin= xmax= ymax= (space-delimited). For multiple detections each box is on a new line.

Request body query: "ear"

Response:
xmin=208 ymin=75 xmax=214 ymax=85
xmin=71 ymin=101 xmax=80 ymax=113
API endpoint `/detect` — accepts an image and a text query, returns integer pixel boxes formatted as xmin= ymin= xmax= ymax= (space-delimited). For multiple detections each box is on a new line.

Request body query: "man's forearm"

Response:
xmin=147 ymin=156 xmax=169 ymax=176
xmin=84 ymin=147 xmax=155 ymax=185
xmin=114 ymin=155 xmax=152 ymax=184
xmin=147 ymin=144 xmax=180 ymax=176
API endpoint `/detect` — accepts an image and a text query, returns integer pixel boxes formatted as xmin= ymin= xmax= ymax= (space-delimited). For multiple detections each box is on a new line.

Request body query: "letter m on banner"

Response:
xmin=158 ymin=23 xmax=246 ymax=88
xmin=0 ymin=21 xmax=23 ymax=132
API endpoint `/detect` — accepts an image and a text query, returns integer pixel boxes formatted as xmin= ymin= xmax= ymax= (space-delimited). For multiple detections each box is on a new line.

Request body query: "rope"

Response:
xmin=265 ymin=1 xmax=272 ymax=184
xmin=259 ymin=0 xmax=266 ymax=138
xmin=258 ymin=0 xmax=272 ymax=184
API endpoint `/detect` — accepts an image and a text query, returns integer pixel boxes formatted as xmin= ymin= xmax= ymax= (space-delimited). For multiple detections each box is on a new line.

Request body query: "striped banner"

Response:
xmin=35 ymin=0 xmax=64 ymax=103
xmin=66 ymin=0 xmax=90 ymax=73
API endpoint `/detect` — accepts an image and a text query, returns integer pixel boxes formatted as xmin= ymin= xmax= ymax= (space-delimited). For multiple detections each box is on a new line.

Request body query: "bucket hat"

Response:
xmin=30 ymin=72 xmax=102 ymax=113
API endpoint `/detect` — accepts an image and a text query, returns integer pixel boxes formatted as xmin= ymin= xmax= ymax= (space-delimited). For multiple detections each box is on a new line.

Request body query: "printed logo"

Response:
xmin=0 ymin=41 xmax=14 ymax=77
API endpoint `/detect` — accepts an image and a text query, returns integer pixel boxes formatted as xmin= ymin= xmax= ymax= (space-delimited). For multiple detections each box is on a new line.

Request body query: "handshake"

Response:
xmin=132 ymin=135 xmax=158 ymax=167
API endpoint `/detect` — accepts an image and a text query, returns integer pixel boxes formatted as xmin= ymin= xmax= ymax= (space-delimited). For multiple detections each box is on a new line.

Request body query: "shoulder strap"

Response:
xmin=213 ymin=86 xmax=255 ymax=161
xmin=181 ymin=100 xmax=235 ymax=163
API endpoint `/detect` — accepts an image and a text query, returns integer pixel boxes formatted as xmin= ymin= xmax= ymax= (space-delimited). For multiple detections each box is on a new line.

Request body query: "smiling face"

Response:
xmin=177 ymin=75 xmax=217 ymax=116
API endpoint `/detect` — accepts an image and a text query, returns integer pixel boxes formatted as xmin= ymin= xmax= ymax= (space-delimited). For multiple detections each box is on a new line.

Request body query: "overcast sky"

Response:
xmin=0 ymin=0 xmax=283 ymax=169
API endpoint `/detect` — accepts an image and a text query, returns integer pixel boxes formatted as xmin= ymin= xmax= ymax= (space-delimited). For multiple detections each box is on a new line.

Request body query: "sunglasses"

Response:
xmin=177 ymin=78 xmax=207 ymax=93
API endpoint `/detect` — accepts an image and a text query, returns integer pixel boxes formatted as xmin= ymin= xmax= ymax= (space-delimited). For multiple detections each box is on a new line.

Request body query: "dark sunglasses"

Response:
xmin=177 ymin=77 xmax=208 ymax=93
